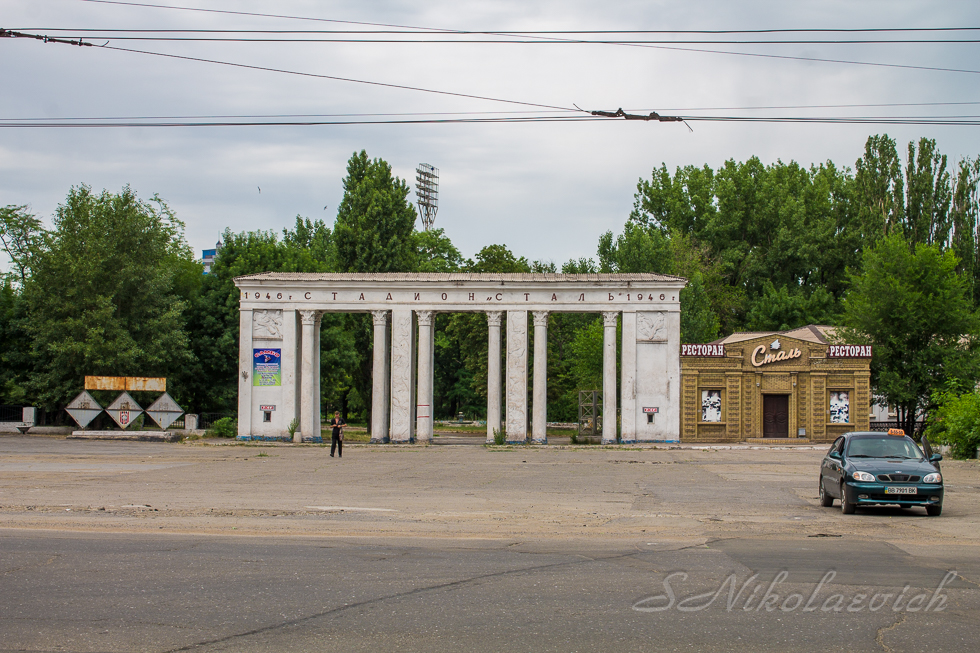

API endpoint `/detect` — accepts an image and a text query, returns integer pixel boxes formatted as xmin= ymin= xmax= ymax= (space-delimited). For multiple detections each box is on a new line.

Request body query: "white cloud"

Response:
xmin=2 ymin=0 xmax=979 ymax=265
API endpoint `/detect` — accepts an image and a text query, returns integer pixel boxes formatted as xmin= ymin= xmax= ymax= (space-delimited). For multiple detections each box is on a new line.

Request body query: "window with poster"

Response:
xmin=829 ymin=390 xmax=851 ymax=424
xmin=700 ymin=389 xmax=724 ymax=422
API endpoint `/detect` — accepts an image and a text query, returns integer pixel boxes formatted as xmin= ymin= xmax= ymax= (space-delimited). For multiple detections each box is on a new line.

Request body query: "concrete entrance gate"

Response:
xmin=234 ymin=273 xmax=686 ymax=444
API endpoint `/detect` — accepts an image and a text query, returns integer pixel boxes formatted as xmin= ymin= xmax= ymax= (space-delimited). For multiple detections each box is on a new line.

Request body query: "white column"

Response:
xmin=389 ymin=309 xmax=414 ymax=443
xmin=506 ymin=310 xmax=528 ymax=443
xmin=620 ymin=311 xmax=637 ymax=443
xmin=299 ymin=310 xmax=317 ymax=442
xmin=602 ymin=311 xmax=618 ymax=444
xmin=409 ymin=314 xmax=417 ymax=442
xmin=416 ymin=310 xmax=434 ymax=442
xmin=237 ymin=308 xmax=253 ymax=439
xmin=532 ymin=311 xmax=549 ymax=444
xmin=486 ymin=311 xmax=503 ymax=443
xmin=371 ymin=310 xmax=390 ymax=443
xmin=314 ymin=312 xmax=322 ymax=441
xmin=281 ymin=309 xmax=299 ymax=439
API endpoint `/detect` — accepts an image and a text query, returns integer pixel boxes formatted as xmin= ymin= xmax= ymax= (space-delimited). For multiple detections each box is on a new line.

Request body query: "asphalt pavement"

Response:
xmin=1 ymin=435 xmax=978 ymax=652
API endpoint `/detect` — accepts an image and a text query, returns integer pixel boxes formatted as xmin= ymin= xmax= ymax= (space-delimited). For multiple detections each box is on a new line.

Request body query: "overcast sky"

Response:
xmin=3 ymin=0 xmax=980 ymax=268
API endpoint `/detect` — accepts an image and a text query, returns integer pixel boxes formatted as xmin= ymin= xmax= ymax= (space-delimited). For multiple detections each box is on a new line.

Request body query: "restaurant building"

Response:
xmin=679 ymin=325 xmax=872 ymax=443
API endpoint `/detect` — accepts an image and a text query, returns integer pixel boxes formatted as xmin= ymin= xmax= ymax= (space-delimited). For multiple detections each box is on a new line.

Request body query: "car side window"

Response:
xmin=828 ymin=437 xmax=844 ymax=455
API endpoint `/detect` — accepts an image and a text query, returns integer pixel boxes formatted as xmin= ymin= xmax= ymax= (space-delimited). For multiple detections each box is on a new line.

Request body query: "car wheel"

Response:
xmin=926 ymin=504 xmax=942 ymax=517
xmin=819 ymin=477 xmax=833 ymax=507
xmin=840 ymin=483 xmax=855 ymax=514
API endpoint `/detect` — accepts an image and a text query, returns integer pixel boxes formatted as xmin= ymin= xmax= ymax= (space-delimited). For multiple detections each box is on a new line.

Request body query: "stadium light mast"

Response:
xmin=416 ymin=163 xmax=439 ymax=231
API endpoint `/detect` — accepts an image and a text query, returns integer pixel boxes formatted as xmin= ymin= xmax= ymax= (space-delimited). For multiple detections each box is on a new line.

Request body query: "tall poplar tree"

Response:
xmin=333 ymin=151 xmax=417 ymax=425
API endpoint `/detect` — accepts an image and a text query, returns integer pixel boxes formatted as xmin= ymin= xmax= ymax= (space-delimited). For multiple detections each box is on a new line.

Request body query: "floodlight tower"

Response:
xmin=416 ymin=163 xmax=439 ymax=231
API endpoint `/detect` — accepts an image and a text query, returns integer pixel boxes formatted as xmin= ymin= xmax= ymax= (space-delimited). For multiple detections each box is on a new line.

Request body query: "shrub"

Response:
xmin=925 ymin=390 xmax=980 ymax=459
xmin=208 ymin=416 xmax=237 ymax=438
xmin=493 ymin=428 xmax=505 ymax=445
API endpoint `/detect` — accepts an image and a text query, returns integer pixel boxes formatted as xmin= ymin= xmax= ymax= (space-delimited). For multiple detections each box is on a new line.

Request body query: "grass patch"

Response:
xmin=320 ymin=429 xmax=371 ymax=443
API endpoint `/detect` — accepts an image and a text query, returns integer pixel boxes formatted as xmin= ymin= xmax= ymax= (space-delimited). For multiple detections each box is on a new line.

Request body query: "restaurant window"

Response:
xmin=829 ymin=391 xmax=850 ymax=424
xmin=700 ymin=389 xmax=723 ymax=422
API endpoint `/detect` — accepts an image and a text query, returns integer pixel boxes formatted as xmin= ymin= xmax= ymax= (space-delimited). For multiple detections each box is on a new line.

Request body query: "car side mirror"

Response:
xmin=930 ymin=453 xmax=943 ymax=462
xmin=829 ymin=451 xmax=842 ymax=460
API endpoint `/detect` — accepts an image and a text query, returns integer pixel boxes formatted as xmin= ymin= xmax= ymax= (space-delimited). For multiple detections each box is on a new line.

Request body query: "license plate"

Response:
xmin=885 ymin=487 xmax=917 ymax=495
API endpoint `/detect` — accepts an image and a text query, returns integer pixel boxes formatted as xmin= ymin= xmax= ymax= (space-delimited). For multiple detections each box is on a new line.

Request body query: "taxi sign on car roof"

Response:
xmin=887 ymin=428 xmax=906 ymax=436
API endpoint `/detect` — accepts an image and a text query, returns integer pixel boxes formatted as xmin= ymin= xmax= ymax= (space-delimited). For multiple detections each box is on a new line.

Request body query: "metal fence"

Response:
xmin=199 ymin=413 xmax=235 ymax=430
xmin=869 ymin=421 xmax=926 ymax=436
xmin=0 ymin=405 xmax=23 ymax=422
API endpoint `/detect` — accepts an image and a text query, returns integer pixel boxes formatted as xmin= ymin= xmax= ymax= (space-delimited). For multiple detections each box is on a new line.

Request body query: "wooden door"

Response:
xmin=763 ymin=394 xmax=789 ymax=438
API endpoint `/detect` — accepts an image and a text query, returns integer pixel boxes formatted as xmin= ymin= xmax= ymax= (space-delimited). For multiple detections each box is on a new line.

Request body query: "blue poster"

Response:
xmin=253 ymin=348 xmax=282 ymax=387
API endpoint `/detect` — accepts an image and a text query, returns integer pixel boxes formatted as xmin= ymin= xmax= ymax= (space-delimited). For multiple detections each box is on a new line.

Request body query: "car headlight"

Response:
xmin=852 ymin=471 xmax=876 ymax=482
xmin=923 ymin=473 xmax=942 ymax=484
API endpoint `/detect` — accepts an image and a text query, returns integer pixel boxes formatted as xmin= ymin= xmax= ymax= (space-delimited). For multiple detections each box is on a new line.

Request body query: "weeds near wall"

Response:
xmin=493 ymin=428 xmax=506 ymax=445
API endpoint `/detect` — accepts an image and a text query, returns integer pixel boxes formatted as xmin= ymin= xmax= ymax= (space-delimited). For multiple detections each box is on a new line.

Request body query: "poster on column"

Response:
xmin=253 ymin=349 xmax=282 ymax=386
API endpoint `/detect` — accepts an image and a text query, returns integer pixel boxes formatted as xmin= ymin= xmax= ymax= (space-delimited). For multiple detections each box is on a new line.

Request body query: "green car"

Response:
xmin=819 ymin=430 xmax=944 ymax=516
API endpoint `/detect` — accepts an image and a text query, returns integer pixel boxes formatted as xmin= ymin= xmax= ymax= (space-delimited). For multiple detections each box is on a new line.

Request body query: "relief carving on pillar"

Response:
xmin=416 ymin=310 xmax=434 ymax=327
xmin=390 ymin=322 xmax=411 ymax=415
xmin=506 ymin=315 xmax=527 ymax=427
xmin=314 ymin=311 xmax=323 ymax=326
xmin=371 ymin=310 xmax=389 ymax=326
xmin=299 ymin=310 xmax=317 ymax=326
xmin=252 ymin=309 xmax=283 ymax=340
xmin=637 ymin=311 xmax=668 ymax=342
xmin=602 ymin=311 xmax=619 ymax=328
xmin=532 ymin=311 xmax=549 ymax=327
xmin=486 ymin=311 xmax=503 ymax=327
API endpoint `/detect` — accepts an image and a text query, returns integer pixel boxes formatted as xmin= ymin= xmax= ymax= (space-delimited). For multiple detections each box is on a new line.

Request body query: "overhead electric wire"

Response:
xmin=8 ymin=34 xmax=980 ymax=44
xmin=3 ymin=115 xmax=980 ymax=128
xmin=57 ymin=2 xmax=980 ymax=77
xmin=10 ymin=100 xmax=980 ymax=123
xmin=13 ymin=28 xmax=980 ymax=44
xmin=0 ymin=115 xmax=599 ymax=128
xmin=74 ymin=2 xmax=978 ymax=34
xmin=86 ymin=42 xmax=980 ymax=79
xmin=0 ymin=110 xmax=571 ymax=122
xmin=0 ymin=30 xmax=574 ymax=111
xmin=27 ymin=25 xmax=980 ymax=35
xmin=8 ymin=26 xmax=980 ymax=86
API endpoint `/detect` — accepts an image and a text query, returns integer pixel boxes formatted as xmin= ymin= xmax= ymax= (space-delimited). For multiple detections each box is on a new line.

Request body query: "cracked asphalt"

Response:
xmin=1 ymin=435 xmax=978 ymax=652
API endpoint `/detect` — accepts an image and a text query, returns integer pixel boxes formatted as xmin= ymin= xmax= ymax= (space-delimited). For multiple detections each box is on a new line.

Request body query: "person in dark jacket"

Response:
xmin=329 ymin=411 xmax=345 ymax=458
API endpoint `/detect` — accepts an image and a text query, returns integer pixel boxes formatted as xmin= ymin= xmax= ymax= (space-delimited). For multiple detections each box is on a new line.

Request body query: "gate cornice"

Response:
xmin=235 ymin=272 xmax=687 ymax=312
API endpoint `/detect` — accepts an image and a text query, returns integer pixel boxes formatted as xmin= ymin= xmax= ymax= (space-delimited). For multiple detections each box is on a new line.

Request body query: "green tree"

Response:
xmin=282 ymin=215 xmax=335 ymax=269
xmin=332 ymin=150 xmax=418 ymax=425
xmin=840 ymin=234 xmax=979 ymax=435
xmin=905 ymin=138 xmax=952 ymax=247
xmin=0 ymin=205 xmax=45 ymax=287
xmin=334 ymin=150 xmax=417 ymax=273
xmin=631 ymin=156 xmax=860 ymax=333
xmin=680 ymin=271 xmax=721 ymax=343
xmin=924 ymin=387 xmax=980 ymax=459
xmin=416 ymin=228 xmax=463 ymax=272
xmin=950 ymin=157 xmax=980 ymax=302
xmin=0 ymin=277 xmax=29 ymax=404
xmin=745 ymin=282 xmax=839 ymax=331
xmin=443 ymin=245 xmax=531 ymax=414
xmin=184 ymin=227 xmax=343 ymax=414
xmin=597 ymin=222 xmax=671 ymax=274
xmin=854 ymin=134 xmax=905 ymax=241
xmin=568 ymin=318 xmax=605 ymax=391
xmin=21 ymin=186 xmax=198 ymax=411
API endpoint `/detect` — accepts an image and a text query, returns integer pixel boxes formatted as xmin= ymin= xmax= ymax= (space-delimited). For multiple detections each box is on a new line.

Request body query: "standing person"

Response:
xmin=329 ymin=411 xmax=346 ymax=458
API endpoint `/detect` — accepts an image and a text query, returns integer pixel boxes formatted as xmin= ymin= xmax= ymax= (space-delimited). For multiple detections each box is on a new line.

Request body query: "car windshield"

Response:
xmin=845 ymin=435 xmax=924 ymax=460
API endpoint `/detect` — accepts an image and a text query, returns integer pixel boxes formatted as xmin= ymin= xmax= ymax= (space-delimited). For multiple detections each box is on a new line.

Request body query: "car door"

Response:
xmin=823 ymin=437 xmax=845 ymax=497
